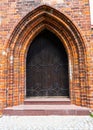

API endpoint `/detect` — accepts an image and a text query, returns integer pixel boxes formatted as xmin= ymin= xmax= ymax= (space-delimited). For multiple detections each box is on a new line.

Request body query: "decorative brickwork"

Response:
xmin=0 ymin=0 xmax=93 ymax=110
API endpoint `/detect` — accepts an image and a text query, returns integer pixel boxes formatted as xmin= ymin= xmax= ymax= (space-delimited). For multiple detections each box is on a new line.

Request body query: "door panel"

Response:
xmin=26 ymin=30 xmax=69 ymax=97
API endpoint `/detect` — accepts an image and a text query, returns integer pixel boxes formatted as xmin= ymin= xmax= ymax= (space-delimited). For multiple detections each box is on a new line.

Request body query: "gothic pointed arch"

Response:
xmin=6 ymin=5 xmax=87 ymax=107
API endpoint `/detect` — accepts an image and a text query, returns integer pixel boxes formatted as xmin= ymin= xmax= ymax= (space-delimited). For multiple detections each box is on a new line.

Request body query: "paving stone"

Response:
xmin=0 ymin=116 xmax=93 ymax=130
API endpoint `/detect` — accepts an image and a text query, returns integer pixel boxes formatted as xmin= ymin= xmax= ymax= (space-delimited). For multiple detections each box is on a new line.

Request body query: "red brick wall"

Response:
xmin=0 ymin=0 xmax=93 ymax=109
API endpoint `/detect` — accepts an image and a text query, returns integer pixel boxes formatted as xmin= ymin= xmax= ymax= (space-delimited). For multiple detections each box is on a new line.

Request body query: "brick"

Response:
xmin=0 ymin=0 xmax=93 ymax=114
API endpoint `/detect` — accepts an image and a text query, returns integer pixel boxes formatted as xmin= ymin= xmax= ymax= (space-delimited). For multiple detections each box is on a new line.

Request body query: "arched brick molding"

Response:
xmin=5 ymin=5 xmax=87 ymax=108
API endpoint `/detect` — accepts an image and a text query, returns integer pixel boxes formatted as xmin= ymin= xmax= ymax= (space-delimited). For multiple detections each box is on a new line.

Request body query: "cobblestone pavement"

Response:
xmin=0 ymin=116 xmax=93 ymax=130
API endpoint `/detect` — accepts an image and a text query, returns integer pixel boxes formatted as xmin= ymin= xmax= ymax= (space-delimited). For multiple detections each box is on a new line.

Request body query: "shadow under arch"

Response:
xmin=6 ymin=5 xmax=87 ymax=107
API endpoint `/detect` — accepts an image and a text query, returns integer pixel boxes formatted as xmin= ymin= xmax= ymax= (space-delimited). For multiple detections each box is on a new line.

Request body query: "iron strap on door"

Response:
xmin=27 ymin=63 xmax=68 ymax=96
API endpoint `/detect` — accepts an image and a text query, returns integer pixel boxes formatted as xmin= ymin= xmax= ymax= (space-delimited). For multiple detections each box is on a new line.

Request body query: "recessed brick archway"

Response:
xmin=6 ymin=5 xmax=87 ymax=107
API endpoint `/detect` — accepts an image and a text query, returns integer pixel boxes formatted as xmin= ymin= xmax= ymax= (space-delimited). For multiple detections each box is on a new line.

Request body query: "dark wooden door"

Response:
xmin=26 ymin=30 xmax=69 ymax=97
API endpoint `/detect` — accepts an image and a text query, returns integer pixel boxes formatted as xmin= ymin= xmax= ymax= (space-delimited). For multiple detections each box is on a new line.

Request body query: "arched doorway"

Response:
xmin=5 ymin=5 xmax=87 ymax=108
xmin=26 ymin=29 xmax=69 ymax=97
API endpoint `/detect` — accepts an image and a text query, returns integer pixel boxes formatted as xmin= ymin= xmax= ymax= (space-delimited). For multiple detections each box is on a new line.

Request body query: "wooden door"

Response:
xmin=26 ymin=30 xmax=69 ymax=97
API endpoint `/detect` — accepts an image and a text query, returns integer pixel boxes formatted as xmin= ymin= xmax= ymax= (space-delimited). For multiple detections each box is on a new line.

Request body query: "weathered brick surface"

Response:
xmin=0 ymin=0 xmax=93 ymax=110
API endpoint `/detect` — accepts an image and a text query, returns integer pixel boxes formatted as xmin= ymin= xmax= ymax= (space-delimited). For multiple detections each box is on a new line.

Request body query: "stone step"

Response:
xmin=3 ymin=104 xmax=90 ymax=116
xmin=24 ymin=97 xmax=70 ymax=105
